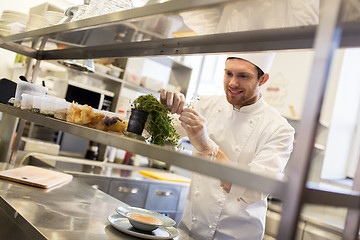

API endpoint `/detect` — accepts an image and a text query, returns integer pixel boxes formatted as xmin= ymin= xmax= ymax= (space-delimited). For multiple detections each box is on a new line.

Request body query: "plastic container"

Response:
xmin=32 ymin=95 xmax=43 ymax=113
xmin=20 ymin=93 xmax=34 ymax=110
xmin=141 ymin=76 xmax=164 ymax=92
xmin=23 ymin=137 xmax=60 ymax=155
xmin=103 ymin=110 xmax=126 ymax=133
xmin=107 ymin=64 xmax=123 ymax=77
xmin=54 ymin=99 xmax=71 ymax=120
xmin=94 ymin=63 xmax=110 ymax=74
xmin=40 ymin=96 xmax=63 ymax=117
xmin=14 ymin=80 xmax=47 ymax=108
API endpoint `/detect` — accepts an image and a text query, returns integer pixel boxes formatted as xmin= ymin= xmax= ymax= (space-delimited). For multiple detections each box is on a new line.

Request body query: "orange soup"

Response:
xmin=128 ymin=213 xmax=162 ymax=225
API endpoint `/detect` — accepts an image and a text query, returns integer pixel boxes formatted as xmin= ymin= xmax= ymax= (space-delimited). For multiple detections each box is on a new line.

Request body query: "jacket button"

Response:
xmin=192 ymin=217 xmax=197 ymax=222
xmin=195 ymin=190 xmax=199 ymax=196
xmin=209 ymin=225 xmax=213 ymax=229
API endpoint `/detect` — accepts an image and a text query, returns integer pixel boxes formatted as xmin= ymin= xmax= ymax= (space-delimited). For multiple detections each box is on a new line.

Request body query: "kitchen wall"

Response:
xmin=194 ymin=49 xmax=359 ymax=186
xmin=0 ymin=0 xmax=81 ymax=80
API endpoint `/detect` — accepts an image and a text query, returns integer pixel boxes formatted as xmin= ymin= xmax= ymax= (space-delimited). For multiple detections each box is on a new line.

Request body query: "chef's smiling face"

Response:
xmin=223 ymin=58 xmax=269 ymax=109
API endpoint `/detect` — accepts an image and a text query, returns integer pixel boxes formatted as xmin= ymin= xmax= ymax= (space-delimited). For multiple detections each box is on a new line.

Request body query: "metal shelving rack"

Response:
xmin=1 ymin=0 xmax=360 ymax=239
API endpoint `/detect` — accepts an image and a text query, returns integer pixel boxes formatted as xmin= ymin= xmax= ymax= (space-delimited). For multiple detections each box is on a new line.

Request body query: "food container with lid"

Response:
xmin=20 ymin=93 xmax=34 ymax=110
xmin=54 ymin=100 xmax=71 ymax=121
xmin=103 ymin=111 xmax=126 ymax=133
xmin=32 ymin=95 xmax=44 ymax=113
xmin=14 ymin=80 xmax=47 ymax=108
xmin=40 ymin=96 xmax=64 ymax=117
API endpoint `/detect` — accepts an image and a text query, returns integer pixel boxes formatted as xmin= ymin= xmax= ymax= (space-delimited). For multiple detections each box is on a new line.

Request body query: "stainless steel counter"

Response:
xmin=0 ymin=162 xmax=155 ymax=240
xmin=22 ymin=152 xmax=190 ymax=186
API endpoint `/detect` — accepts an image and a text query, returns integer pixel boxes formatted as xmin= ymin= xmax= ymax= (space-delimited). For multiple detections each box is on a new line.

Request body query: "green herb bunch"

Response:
xmin=131 ymin=94 xmax=180 ymax=146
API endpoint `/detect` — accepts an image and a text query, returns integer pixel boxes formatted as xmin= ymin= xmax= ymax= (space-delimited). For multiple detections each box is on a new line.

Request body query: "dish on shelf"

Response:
xmin=26 ymin=14 xmax=49 ymax=31
xmin=0 ymin=10 xmax=28 ymax=26
xmin=116 ymin=206 xmax=176 ymax=231
xmin=43 ymin=11 xmax=64 ymax=26
xmin=108 ymin=214 xmax=179 ymax=239
xmin=107 ymin=64 xmax=124 ymax=77
xmin=94 ymin=63 xmax=111 ymax=74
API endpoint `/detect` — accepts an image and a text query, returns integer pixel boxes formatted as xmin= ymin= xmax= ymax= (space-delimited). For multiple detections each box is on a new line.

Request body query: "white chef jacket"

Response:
xmin=177 ymin=95 xmax=295 ymax=240
xmin=180 ymin=0 xmax=319 ymax=35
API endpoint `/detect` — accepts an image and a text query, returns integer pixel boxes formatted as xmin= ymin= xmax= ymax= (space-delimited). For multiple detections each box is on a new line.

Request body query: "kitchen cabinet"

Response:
xmin=1 ymin=0 xmax=360 ymax=239
xmin=108 ymin=179 xmax=149 ymax=208
xmin=72 ymin=171 xmax=189 ymax=226
xmin=75 ymin=175 xmax=111 ymax=193
xmin=265 ymin=209 xmax=305 ymax=240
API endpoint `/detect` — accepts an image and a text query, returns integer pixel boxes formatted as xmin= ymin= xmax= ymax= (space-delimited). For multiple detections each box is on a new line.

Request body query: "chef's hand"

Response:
xmin=220 ymin=181 xmax=232 ymax=193
xmin=180 ymin=108 xmax=232 ymax=192
xmin=179 ymin=108 xmax=218 ymax=156
xmin=160 ymin=89 xmax=185 ymax=114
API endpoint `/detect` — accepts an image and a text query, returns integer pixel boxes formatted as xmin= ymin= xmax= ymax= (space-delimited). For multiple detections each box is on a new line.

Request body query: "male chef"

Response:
xmin=160 ymin=53 xmax=295 ymax=239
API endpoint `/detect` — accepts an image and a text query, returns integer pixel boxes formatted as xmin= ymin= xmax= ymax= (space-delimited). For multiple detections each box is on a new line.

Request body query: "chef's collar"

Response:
xmin=232 ymin=97 xmax=263 ymax=113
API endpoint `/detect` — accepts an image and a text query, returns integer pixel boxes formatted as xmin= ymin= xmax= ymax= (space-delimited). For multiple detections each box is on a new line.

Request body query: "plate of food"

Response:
xmin=108 ymin=214 xmax=179 ymax=240
xmin=116 ymin=206 xmax=176 ymax=231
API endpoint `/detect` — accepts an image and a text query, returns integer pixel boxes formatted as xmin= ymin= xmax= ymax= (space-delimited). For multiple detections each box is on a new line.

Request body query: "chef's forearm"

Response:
xmin=214 ymin=148 xmax=228 ymax=164
xmin=214 ymin=149 xmax=232 ymax=193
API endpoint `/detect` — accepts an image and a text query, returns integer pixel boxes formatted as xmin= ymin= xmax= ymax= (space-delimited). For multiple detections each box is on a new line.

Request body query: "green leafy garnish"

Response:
xmin=131 ymin=94 xmax=180 ymax=146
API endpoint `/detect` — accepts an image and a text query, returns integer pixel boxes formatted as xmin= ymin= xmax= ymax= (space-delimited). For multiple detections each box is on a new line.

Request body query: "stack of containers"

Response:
xmin=26 ymin=14 xmax=49 ymax=31
xmin=43 ymin=11 xmax=63 ymax=26
xmin=0 ymin=10 xmax=28 ymax=36
xmin=15 ymin=79 xmax=72 ymax=120
xmin=20 ymin=93 xmax=42 ymax=110
xmin=15 ymin=79 xmax=47 ymax=108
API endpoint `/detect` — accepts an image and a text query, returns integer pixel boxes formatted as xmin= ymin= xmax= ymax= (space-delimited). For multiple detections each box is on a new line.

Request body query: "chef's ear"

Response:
xmin=259 ymin=73 xmax=269 ymax=86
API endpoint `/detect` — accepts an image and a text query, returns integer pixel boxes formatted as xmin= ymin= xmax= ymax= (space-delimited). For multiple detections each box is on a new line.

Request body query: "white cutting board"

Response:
xmin=0 ymin=166 xmax=73 ymax=189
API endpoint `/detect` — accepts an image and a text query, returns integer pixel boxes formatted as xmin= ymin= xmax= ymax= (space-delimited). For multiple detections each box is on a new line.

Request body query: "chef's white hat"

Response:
xmin=227 ymin=52 xmax=276 ymax=73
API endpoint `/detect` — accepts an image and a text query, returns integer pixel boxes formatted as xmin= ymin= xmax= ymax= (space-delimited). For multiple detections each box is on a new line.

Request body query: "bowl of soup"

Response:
xmin=116 ymin=206 xmax=176 ymax=231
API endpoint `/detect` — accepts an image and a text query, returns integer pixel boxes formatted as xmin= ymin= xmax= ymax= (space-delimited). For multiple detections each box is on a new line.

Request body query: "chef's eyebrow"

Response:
xmin=224 ymin=69 xmax=252 ymax=75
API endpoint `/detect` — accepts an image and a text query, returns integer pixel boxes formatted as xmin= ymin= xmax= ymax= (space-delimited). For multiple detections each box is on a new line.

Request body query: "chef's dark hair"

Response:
xmin=227 ymin=57 xmax=265 ymax=79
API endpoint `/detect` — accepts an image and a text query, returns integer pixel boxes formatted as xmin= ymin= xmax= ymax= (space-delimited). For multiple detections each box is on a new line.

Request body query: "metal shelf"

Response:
xmin=0 ymin=103 xmax=284 ymax=196
xmin=0 ymin=0 xmax=238 ymax=45
xmin=304 ymin=182 xmax=360 ymax=208
xmin=0 ymin=2 xmax=359 ymax=60
xmin=2 ymin=103 xmax=360 ymax=210
xmin=1 ymin=22 xmax=360 ymax=60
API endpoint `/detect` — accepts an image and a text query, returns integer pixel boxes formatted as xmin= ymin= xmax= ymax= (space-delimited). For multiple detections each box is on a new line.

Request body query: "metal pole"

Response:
xmin=343 ymin=150 xmax=360 ymax=239
xmin=277 ymin=1 xmax=345 ymax=239
xmin=9 ymin=119 xmax=26 ymax=165
xmin=31 ymin=36 xmax=49 ymax=83
xmin=8 ymin=36 xmax=49 ymax=165
xmin=0 ymin=114 xmax=18 ymax=162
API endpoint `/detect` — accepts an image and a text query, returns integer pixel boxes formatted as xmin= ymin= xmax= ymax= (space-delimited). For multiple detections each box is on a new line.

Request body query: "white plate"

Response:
xmin=116 ymin=206 xmax=176 ymax=230
xmin=108 ymin=214 xmax=179 ymax=240
xmin=0 ymin=29 xmax=10 ymax=37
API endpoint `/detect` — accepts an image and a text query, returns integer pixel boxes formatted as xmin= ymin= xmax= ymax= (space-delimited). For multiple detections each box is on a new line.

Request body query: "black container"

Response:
xmin=0 ymin=78 xmax=16 ymax=104
xmin=127 ymin=109 xmax=149 ymax=135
